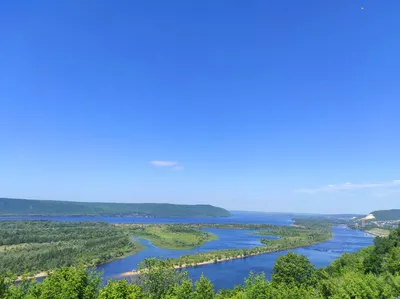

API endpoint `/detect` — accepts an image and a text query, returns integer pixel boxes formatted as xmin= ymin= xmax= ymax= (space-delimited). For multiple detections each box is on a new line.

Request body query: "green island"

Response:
xmin=0 ymin=198 xmax=231 ymax=217
xmin=2 ymin=224 xmax=400 ymax=298
xmin=122 ymin=224 xmax=218 ymax=250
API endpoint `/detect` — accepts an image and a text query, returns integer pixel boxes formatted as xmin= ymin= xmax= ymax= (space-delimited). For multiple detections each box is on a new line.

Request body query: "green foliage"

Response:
xmin=1 ymin=266 xmax=101 ymax=299
xmin=272 ymin=252 xmax=317 ymax=287
xmin=99 ymin=280 xmax=145 ymax=299
xmin=0 ymin=198 xmax=231 ymax=217
xmin=318 ymin=271 xmax=400 ymax=299
xmin=242 ymin=272 xmax=269 ymax=298
xmin=385 ymin=247 xmax=400 ymax=275
xmin=164 ymin=278 xmax=194 ymax=299
xmin=194 ymin=275 xmax=214 ymax=299
xmin=0 ymin=221 xmax=140 ymax=275
xmin=138 ymin=258 xmax=189 ymax=299
xmin=363 ymin=251 xmax=384 ymax=274
xmin=325 ymin=248 xmax=371 ymax=276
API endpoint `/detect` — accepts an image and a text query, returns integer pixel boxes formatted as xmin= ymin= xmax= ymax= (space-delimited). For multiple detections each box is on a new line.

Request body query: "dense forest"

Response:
xmin=0 ymin=198 xmax=231 ymax=217
xmin=0 ymin=221 xmax=142 ymax=275
xmin=369 ymin=209 xmax=400 ymax=221
xmin=2 ymin=224 xmax=400 ymax=298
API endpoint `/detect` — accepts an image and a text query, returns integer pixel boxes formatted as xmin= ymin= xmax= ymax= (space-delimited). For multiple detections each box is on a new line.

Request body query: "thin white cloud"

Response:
xmin=296 ymin=180 xmax=400 ymax=194
xmin=150 ymin=161 xmax=179 ymax=167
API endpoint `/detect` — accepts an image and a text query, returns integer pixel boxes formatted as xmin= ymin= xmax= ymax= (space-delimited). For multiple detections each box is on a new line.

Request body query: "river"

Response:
xmin=1 ymin=212 xmax=374 ymax=290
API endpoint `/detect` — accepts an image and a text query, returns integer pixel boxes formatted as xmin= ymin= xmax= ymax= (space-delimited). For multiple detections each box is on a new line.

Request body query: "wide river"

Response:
xmin=2 ymin=212 xmax=374 ymax=290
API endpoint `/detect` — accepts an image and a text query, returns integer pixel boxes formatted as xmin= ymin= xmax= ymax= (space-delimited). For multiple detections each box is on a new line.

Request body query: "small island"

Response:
xmin=121 ymin=224 xmax=218 ymax=250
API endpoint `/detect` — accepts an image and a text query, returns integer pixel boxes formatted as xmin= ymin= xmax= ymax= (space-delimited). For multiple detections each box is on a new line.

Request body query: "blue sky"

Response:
xmin=1 ymin=0 xmax=399 ymax=214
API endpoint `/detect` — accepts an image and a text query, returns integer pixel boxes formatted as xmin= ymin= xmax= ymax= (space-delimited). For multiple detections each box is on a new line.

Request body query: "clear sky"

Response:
xmin=1 ymin=0 xmax=399 ymax=214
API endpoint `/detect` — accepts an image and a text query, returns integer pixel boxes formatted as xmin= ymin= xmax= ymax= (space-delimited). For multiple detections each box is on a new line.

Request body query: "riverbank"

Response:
xmin=116 ymin=235 xmax=333 ymax=279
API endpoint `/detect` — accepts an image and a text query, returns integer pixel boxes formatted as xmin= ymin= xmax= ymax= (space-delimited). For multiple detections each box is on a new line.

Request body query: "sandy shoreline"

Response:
xmin=16 ymin=272 xmax=48 ymax=282
xmin=116 ymin=247 xmax=302 ymax=279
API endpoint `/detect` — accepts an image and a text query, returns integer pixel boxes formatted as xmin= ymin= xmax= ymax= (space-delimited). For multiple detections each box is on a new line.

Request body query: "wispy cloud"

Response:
xmin=150 ymin=161 xmax=179 ymax=167
xmin=296 ymin=180 xmax=400 ymax=194
xmin=150 ymin=160 xmax=184 ymax=170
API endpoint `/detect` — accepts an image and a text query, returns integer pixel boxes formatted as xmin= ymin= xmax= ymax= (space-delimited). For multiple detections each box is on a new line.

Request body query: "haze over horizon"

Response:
xmin=1 ymin=1 xmax=399 ymax=214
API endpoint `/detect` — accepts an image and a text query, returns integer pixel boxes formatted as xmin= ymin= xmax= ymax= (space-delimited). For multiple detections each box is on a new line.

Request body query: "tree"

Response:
xmin=318 ymin=271 xmax=383 ymax=299
xmin=27 ymin=266 xmax=101 ymax=299
xmin=194 ymin=274 xmax=214 ymax=299
xmin=363 ymin=251 xmax=383 ymax=274
xmin=272 ymin=252 xmax=317 ymax=287
xmin=164 ymin=278 xmax=194 ymax=299
xmin=99 ymin=279 xmax=144 ymax=299
xmin=385 ymin=247 xmax=400 ymax=275
xmin=242 ymin=272 xmax=269 ymax=298
xmin=138 ymin=258 xmax=189 ymax=299
xmin=374 ymin=236 xmax=394 ymax=255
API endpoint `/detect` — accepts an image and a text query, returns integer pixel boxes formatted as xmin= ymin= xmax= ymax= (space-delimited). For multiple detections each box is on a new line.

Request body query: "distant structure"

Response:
xmin=362 ymin=219 xmax=366 ymax=228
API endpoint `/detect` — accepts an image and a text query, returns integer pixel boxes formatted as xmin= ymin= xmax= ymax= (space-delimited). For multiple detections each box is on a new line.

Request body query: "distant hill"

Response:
xmin=0 ymin=198 xmax=231 ymax=218
xmin=369 ymin=209 xmax=400 ymax=221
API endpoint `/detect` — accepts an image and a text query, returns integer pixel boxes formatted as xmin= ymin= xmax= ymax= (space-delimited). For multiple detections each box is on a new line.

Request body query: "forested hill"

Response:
xmin=370 ymin=209 xmax=400 ymax=221
xmin=0 ymin=198 xmax=231 ymax=217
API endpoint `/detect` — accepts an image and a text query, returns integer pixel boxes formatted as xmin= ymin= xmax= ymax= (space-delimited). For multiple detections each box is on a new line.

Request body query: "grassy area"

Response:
xmin=366 ymin=228 xmax=390 ymax=237
xmin=123 ymin=224 xmax=218 ymax=250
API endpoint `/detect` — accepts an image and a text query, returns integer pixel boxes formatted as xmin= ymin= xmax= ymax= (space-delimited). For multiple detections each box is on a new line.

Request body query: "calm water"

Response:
xmin=184 ymin=226 xmax=373 ymax=290
xmin=97 ymin=228 xmax=276 ymax=280
xmin=1 ymin=212 xmax=373 ymax=290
